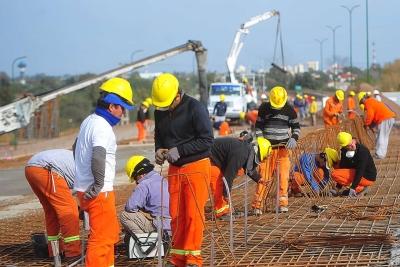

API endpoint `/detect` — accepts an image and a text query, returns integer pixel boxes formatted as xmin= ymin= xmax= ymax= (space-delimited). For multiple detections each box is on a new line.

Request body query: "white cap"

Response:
xmin=373 ymin=89 xmax=379 ymax=95
xmin=261 ymin=94 xmax=267 ymax=99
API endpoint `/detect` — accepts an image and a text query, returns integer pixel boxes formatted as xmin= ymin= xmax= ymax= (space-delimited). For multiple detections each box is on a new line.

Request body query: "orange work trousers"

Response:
xmin=168 ymin=158 xmax=211 ymax=267
xmin=252 ymin=148 xmax=290 ymax=209
xmin=136 ymin=121 xmax=146 ymax=141
xmin=331 ymin=169 xmax=374 ymax=193
xmin=219 ymin=122 xmax=231 ymax=136
xmin=290 ymin=168 xmax=324 ymax=194
xmin=210 ymin=165 xmax=230 ymax=218
xmin=348 ymin=112 xmax=356 ymax=119
xmin=323 ymin=115 xmax=340 ymax=127
xmin=77 ymin=191 xmax=119 ymax=267
xmin=25 ymin=166 xmax=81 ymax=257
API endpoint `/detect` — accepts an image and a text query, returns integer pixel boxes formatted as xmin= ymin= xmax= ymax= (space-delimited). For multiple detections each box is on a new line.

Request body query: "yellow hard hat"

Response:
xmin=145 ymin=97 xmax=153 ymax=105
xmin=152 ymin=73 xmax=179 ymax=107
xmin=142 ymin=101 xmax=150 ymax=108
xmin=243 ymin=77 xmax=248 ymax=83
xmin=324 ymin=148 xmax=338 ymax=169
xmin=349 ymin=91 xmax=355 ymax=96
xmin=220 ymin=94 xmax=226 ymax=101
xmin=298 ymin=96 xmax=303 ymax=100
xmin=335 ymin=90 xmax=344 ymax=101
xmin=337 ymin=132 xmax=352 ymax=147
xmin=311 ymin=96 xmax=316 ymax=100
xmin=100 ymin=77 xmax=134 ymax=108
xmin=240 ymin=112 xmax=245 ymax=120
xmin=125 ymin=156 xmax=154 ymax=183
xmin=270 ymin=86 xmax=288 ymax=108
xmin=257 ymin=137 xmax=272 ymax=163
xmin=358 ymin=92 xmax=367 ymax=104
xmin=304 ymin=94 xmax=308 ymax=98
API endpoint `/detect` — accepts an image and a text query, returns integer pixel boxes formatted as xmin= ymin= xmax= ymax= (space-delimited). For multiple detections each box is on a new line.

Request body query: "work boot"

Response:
xmin=278 ymin=206 xmax=288 ymax=213
xmin=253 ymin=208 xmax=263 ymax=215
xmin=164 ymin=261 xmax=178 ymax=267
xmin=358 ymin=186 xmax=371 ymax=197
xmin=219 ymin=211 xmax=245 ymax=221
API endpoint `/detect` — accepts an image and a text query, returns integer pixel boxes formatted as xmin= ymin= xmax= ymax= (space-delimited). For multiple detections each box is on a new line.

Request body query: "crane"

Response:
xmin=226 ymin=10 xmax=280 ymax=84
xmin=0 ymin=40 xmax=208 ymax=135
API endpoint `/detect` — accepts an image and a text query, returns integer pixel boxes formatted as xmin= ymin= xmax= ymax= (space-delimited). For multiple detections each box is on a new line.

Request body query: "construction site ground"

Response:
xmin=1 ymin=117 xmax=400 ymax=266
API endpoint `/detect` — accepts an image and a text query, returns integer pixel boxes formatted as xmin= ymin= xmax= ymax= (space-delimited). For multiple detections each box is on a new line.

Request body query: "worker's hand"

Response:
xmin=348 ymin=188 xmax=357 ymax=198
xmin=155 ymin=149 xmax=168 ymax=165
xmin=166 ymin=147 xmax=180 ymax=164
xmin=83 ymin=185 xmax=102 ymax=200
xmin=286 ymin=138 xmax=297 ymax=150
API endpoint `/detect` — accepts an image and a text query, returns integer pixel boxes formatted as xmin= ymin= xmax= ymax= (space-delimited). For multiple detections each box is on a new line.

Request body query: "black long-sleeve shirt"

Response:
xmin=339 ymin=143 xmax=377 ymax=190
xmin=210 ymin=138 xmax=261 ymax=196
xmin=154 ymin=94 xmax=214 ymax=167
xmin=137 ymin=108 xmax=146 ymax=123
xmin=213 ymin=101 xmax=227 ymax=116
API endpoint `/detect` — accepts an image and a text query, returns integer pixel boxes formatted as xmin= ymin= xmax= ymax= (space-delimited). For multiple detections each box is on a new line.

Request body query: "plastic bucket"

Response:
xmin=31 ymin=233 xmax=49 ymax=258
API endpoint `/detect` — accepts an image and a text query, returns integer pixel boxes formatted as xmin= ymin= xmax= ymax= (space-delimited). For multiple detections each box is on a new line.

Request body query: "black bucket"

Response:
xmin=31 ymin=233 xmax=49 ymax=258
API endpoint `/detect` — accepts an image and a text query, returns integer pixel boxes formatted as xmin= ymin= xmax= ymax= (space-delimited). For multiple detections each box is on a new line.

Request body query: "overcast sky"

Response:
xmin=1 ymin=0 xmax=399 ymax=77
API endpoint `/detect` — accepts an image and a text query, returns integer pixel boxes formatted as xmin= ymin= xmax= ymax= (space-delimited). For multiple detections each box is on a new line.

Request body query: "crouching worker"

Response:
xmin=25 ymin=149 xmax=81 ymax=259
xmin=120 ymin=156 xmax=171 ymax=235
xmin=331 ymin=132 xmax=377 ymax=197
xmin=210 ymin=136 xmax=272 ymax=220
xmin=290 ymin=148 xmax=338 ymax=197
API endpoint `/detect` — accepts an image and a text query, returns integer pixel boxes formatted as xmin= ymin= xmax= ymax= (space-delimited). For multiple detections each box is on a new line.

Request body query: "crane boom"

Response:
xmin=226 ymin=10 xmax=279 ymax=84
xmin=0 ymin=40 xmax=207 ymax=135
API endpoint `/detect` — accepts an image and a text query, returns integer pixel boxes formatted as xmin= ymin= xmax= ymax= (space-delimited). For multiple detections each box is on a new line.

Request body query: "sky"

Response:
xmin=1 ymin=0 xmax=400 ymax=77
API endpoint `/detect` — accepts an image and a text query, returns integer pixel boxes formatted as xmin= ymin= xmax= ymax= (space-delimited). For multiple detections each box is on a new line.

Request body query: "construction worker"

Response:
xmin=303 ymin=94 xmax=310 ymax=118
xmin=290 ymin=148 xmax=337 ymax=197
xmin=210 ymin=137 xmax=271 ymax=220
xmin=240 ymin=110 xmax=258 ymax=133
xmin=347 ymin=91 xmax=356 ymax=119
xmin=212 ymin=94 xmax=227 ymax=123
xmin=358 ymin=92 xmax=396 ymax=159
xmin=152 ymin=73 xmax=214 ymax=267
xmin=323 ymin=90 xmax=344 ymax=127
xmin=25 ymin=149 xmax=81 ymax=259
xmin=136 ymin=101 xmax=149 ymax=142
xmin=238 ymin=130 xmax=253 ymax=143
xmin=120 ymin=156 xmax=171 ymax=235
xmin=252 ymin=86 xmax=300 ymax=214
xmin=242 ymin=77 xmax=253 ymax=96
xmin=309 ymin=96 xmax=317 ymax=126
xmin=73 ymin=77 xmax=134 ymax=267
xmin=260 ymin=93 xmax=268 ymax=105
xmin=144 ymin=97 xmax=153 ymax=131
xmin=373 ymin=89 xmax=382 ymax=101
xmin=331 ymin=132 xmax=376 ymax=197
xmin=247 ymin=98 xmax=258 ymax=112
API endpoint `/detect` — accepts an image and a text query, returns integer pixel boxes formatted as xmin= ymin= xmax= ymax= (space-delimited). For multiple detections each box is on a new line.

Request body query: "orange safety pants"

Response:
xmin=331 ymin=169 xmax=374 ymax=194
xmin=323 ymin=115 xmax=340 ymax=127
xmin=210 ymin=165 xmax=230 ymax=218
xmin=136 ymin=121 xmax=146 ymax=141
xmin=25 ymin=166 xmax=81 ymax=257
xmin=77 ymin=191 xmax=119 ymax=267
xmin=290 ymin=169 xmax=324 ymax=194
xmin=219 ymin=122 xmax=231 ymax=136
xmin=168 ymin=158 xmax=211 ymax=267
xmin=252 ymin=148 xmax=290 ymax=209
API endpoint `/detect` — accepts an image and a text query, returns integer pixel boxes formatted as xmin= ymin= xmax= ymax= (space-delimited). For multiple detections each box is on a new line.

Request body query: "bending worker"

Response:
xmin=120 ymin=156 xmax=171 ymax=235
xmin=331 ymin=132 xmax=376 ymax=197
xmin=210 ymin=136 xmax=271 ymax=220
xmin=358 ymin=92 xmax=395 ymax=159
xmin=212 ymin=94 xmax=227 ymax=123
xmin=347 ymin=91 xmax=356 ymax=119
xmin=152 ymin=73 xmax=214 ymax=267
xmin=323 ymin=90 xmax=344 ymax=127
xmin=25 ymin=149 xmax=81 ymax=259
xmin=252 ymin=86 xmax=300 ymax=214
xmin=73 ymin=77 xmax=134 ymax=267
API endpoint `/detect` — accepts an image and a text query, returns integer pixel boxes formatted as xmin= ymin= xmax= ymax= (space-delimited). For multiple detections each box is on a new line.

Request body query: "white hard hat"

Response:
xmin=373 ymin=89 xmax=380 ymax=95
xmin=261 ymin=94 xmax=267 ymax=99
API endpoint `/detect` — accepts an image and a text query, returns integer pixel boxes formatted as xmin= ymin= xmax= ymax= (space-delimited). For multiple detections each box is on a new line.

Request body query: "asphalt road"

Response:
xmin=0 ymin=143 xmax=156 ymax=197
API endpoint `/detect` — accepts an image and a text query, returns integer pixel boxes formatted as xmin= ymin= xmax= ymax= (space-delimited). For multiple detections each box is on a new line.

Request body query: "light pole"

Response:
xmin=342 ymin=5 xmax=360 ymax=85
xmin=130 ymin=49 xmax=143 ymax=63
xmin=366 ymin=0 xmax=370 ymax=83
xmin=326 ymin=25 xmax=342 ymax=89
xmin=315 ymin=38 xmax=327 ymax=97
xmin=11 ymin=56 xmax=27 ymax=150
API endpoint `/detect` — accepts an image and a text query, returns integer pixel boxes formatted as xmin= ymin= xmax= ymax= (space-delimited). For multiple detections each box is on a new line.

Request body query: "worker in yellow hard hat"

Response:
xmin=330 ymin=132 xmax=376 ymax=197
xmin=309 ymin=96 xmax=317 ymax=126
xmin=212 ymin=94 xmax=227 ymax=123
xmin=136 ymin=101 xmax=149 ymax=142
xmin=323 ymin=90 xmax=344 ymax=127
xmin=347 ymin=91 xmax=356 ymax=119
xmin=242 ymin=77 xmax=254 ymax=96
xmin=252 ymin=86 xmax=300 ymax=214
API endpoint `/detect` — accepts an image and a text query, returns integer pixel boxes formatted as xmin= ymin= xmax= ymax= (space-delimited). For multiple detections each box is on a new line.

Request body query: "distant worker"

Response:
xmin=120 ymin=156 xmax=171 ymax=235
xmin=242 ymin=77 xmax=253 ymax=96
xmin=145 ymin=97 xmax=153 ymax=130
xmin=303 ymin=94 xmax=310 ymax=118
xmin=373 ymin=89 xmax=382 ymax=101
xmin=323 ymin=90 xmax=344 ymax=127
xmin=260 ymin=94 xmax=268 ymax=106
xmin=358 ymin=92 xmax=396 ymax=159
xmin=309 ymin=96 xmax=317 ymax=126
xmin=240 ymin=110 xmax=258 ymax=133
xmin=152 ymin=73 xmax=214 ymax=267
xmin=331 ymin=132 xmax=376 ymax=197
xmin=347 ymin=91 xmax=356 ymax=119
xmin=25 ymin=149 xmax=81 ymax=259
xmin=73 ymin=77 xmax=134 ymax=267
xmin=210 ymin=137 xmax=271 ymax=220
xmin=212 ymin=94 xmax=227 ymax=123
xmin=247 ymin=98 xmax=258 ymax=112
xmin=252 ymin=86 xmax=300 ymax=214
xmin=136 ymin=101 xmax=149 ymax=142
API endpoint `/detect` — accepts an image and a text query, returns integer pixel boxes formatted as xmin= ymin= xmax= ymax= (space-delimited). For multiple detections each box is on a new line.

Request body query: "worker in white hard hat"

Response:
xmin=260 ymin=94 xmax=268 ymax=105
xmin=373 ymin=89 xmax=382 ymax=102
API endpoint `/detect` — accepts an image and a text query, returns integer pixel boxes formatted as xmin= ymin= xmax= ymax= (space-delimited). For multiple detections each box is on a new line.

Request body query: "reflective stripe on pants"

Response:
xmin=210 ymin=165 xmax=230 ymax=217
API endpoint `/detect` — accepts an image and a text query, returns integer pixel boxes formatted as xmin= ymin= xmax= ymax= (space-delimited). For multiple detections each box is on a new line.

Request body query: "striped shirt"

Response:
xmin=255 ymin=102 xmax=300 ymax=146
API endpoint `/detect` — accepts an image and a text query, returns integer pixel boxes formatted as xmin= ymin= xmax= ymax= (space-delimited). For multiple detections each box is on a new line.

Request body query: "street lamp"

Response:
xmin=342 ymin=4 xmax=360 ymax=85
xmin=315 ymin=38 xmax=328 ymax=72
xmin=366 ymin=0 xmax=370 ymax=83
xmin=130 ymin=49 xmax=143 ymax=63
xmin=326 ymin=25 xmax=342 ymax=89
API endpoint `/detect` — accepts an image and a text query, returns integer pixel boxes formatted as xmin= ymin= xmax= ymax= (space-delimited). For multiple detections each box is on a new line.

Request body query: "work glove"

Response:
xmin=166 ymin=147 xmax=180 ymax=164
xmin=155 ymin=149 xmax=168 ymax=165
xmin=286 ymin=138 xmax=297 ymax=150
xmin=348 ymin=188 xmax=357 ymax=198
xmin=83 ymin=184 xmax=102 ymax=200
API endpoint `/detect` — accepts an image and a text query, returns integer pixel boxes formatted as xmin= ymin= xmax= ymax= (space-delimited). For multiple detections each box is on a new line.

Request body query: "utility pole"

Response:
xmin=342 ymin=5 xmax=360 ymax=85
xmin=366 ymin=0 xmax=370 ymax=83
xmin=327 ymin=25 xmax=342 ymax=89
xmin=315 ymin=38 xmax=327 ymax=97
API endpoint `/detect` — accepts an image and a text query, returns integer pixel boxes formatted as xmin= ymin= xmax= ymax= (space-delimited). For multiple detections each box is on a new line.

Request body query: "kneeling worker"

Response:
xmin=120 ymin=156 xmax=171 ymax=235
